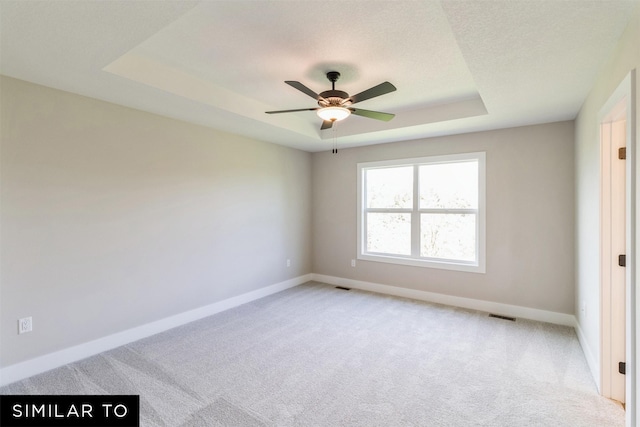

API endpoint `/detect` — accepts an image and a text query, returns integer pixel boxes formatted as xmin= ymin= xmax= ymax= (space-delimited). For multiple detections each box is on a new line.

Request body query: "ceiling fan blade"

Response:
xmin=321 ymin=120 xmax=334 ymax=130
xmin=285 ymin=81 xmax=322 ymax=100
xmin=265 ymin=108 xmax=318 ymax=114
xmin=349 ymin=108 xmax=395 ymax=121
xmin=349 ymin=82 xmax=396 ymax=104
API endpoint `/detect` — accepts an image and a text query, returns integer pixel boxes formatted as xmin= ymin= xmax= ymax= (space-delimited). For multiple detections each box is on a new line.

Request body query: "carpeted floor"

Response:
xmin=1 ymin=281 xmax=625 ymax=426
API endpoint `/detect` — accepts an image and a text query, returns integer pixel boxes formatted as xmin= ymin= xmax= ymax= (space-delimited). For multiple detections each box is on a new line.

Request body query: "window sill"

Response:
xmin=358 ymin=253 xmax=486 ymax=274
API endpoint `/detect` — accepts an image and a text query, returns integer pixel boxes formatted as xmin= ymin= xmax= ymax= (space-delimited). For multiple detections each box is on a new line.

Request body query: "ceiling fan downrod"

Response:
xmin=326 ymin=71 xmax=340 ymax=90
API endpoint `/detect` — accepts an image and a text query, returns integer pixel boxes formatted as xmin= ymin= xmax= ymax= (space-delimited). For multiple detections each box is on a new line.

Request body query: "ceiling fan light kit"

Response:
xmin=266 ymin=71 xmax=396 ymax=131
xmin=317 ymin=106 xmax=350 ymax=122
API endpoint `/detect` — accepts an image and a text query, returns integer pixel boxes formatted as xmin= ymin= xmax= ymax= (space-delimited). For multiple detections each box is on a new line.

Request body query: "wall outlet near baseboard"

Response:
xmin=351 ymin=259 xmax=356 ymax=267
xmin=18 ymin=317 xmax=32 ymax=334
xmin=286 ymin=259 xmax=291 ymax=267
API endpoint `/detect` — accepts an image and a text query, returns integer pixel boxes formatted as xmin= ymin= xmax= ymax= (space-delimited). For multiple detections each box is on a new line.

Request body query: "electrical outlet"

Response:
xmin=351 ymin=259 xmax=356 ymax=267
xmin=18 ymin=317 xmax=32 ymax=334
xmin=286 ymin=259 xmax=291 ymax=267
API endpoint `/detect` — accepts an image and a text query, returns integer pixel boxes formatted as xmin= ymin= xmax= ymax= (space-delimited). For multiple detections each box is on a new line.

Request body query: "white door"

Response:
xmin=611 ymin=118 xmax=627 ymax=404
xmin=601 ymin=103 xmax=628 ymax=404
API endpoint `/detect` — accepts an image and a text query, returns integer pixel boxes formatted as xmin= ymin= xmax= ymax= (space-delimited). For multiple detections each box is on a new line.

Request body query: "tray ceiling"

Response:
xmin=1 ymin=0 xmax=637 ymax=151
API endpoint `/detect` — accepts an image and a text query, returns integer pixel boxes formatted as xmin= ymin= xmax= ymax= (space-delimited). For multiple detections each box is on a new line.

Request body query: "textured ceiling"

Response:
xmin=1 ymin=0 xmax=637 ymax=152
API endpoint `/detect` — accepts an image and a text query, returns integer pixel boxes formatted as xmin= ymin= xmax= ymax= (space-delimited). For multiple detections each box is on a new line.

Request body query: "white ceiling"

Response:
xmin=1 ymin=0 xmax=637 ymax=152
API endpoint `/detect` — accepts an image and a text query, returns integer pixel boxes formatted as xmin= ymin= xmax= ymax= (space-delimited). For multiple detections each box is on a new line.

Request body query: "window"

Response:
xmin=357 ymin=152 xmax=485 ymax=273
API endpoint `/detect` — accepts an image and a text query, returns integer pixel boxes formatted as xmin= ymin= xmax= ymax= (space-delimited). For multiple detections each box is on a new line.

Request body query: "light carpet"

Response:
xmin=1 ymin=281 xmax=625 ymax=426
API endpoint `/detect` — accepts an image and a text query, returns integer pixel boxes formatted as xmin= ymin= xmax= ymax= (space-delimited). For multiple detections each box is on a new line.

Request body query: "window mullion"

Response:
xmin=411 ymin=165 xmax=420 ymax=257
xmin=419 ymin=208 xmax=478 ymax=214
xmin=366 ymin=208 xmax=413 ymax=214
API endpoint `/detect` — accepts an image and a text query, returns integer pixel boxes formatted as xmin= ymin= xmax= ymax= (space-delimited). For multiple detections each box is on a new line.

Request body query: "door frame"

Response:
xmin=600 ymin=96 xmax=628 ymax=403
xmin=599 ymin=70 xmax=636 ymax=425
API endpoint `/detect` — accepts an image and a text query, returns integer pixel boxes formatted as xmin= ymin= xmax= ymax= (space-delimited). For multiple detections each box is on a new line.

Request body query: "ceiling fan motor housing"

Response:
xmin=318 ymin=71 xmax=351 ymax=106
xmin=319 ymin=90 xmax=350 ymax=107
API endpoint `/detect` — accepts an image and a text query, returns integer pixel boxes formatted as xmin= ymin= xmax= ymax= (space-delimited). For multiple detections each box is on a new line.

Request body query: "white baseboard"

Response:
xmin=312 ymin=274 xmax=577 ymax=327
xmin=0 ymin=274 xmax=311 ymax=387
xmin=575 ymin=320 xmax=601 ymax=392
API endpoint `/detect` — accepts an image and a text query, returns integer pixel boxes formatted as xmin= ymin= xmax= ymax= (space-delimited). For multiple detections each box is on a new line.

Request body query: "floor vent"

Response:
xmin=489 ymin=313 xmax=516 ymax=321
xmin=335 ymin=286 xmax=351 ymax=291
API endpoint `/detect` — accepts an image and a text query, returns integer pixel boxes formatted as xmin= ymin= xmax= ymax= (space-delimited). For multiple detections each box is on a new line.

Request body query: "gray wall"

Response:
xmin=312 ymin=121 xmax=575 ymax=314
xmin=0 ymin=76 xmax=312 ymax=367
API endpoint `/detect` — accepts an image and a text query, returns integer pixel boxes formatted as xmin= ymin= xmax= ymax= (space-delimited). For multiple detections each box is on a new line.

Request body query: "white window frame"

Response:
xmin=357 ymin=152 xmax=486 ymax=273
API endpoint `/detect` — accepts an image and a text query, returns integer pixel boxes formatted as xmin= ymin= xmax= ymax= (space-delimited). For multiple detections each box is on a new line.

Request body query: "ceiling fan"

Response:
xmin=266 ymin=71 xmax=397 ymax=130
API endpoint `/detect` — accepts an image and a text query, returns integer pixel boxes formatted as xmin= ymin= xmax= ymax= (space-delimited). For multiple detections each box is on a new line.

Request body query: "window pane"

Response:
xmin=419 ymin=161 xmax=477 ymax=209
xmin=421 ymin=213 xmax=476 ymax=261
xmin=367 ymin=213 xmax=411 ymax=255
xmin=366 ymin=166 xmax=413 ymax=208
